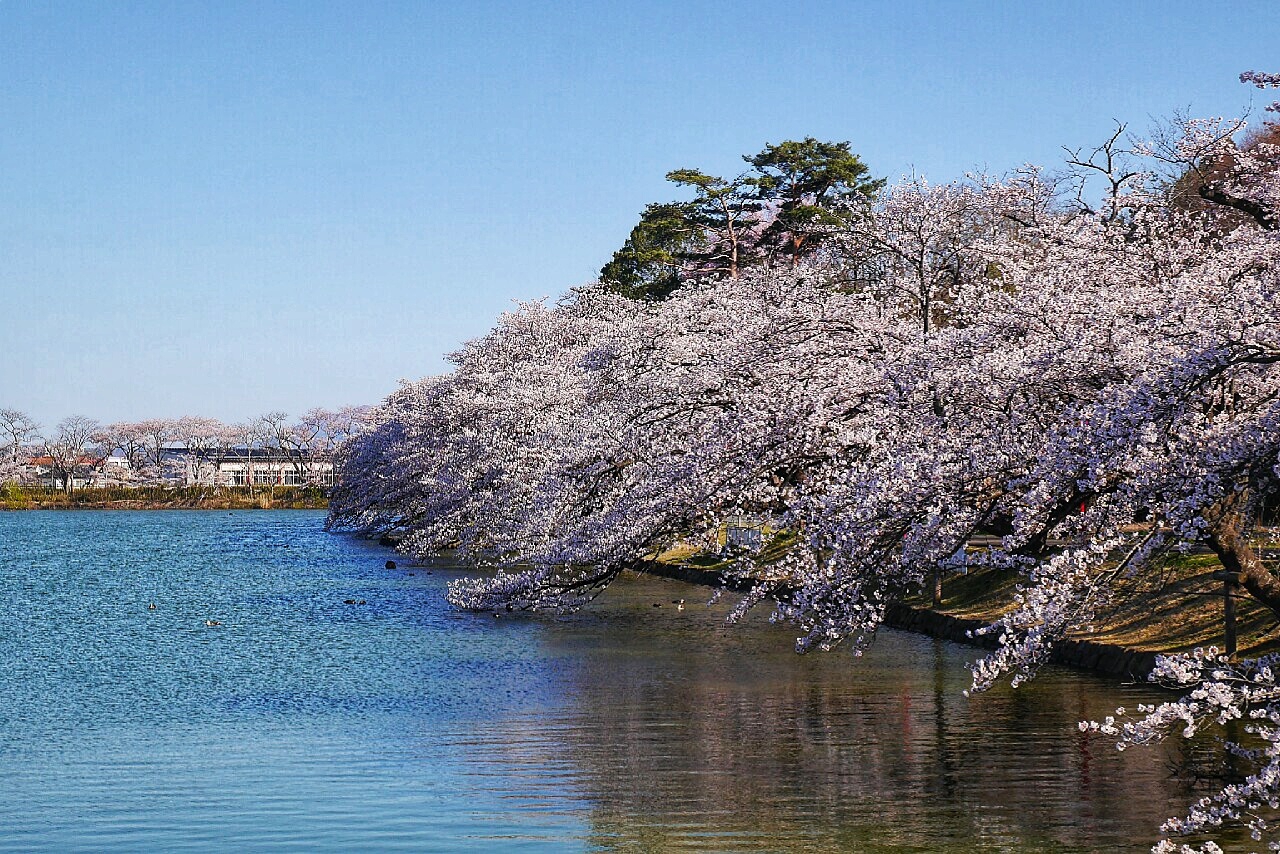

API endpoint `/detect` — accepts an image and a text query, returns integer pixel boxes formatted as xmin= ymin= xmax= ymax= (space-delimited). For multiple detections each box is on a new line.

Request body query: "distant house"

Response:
xmin=29 ymin=455 xmax=104 ymax=491
xmin=208 ymin=447 xmax=334 ymax=487
xmin=27 ymin=446 xmax=336 ymax=490
xmin=102 ymin=456 xmax=130 ymax=474
xmin=158 ymin=446 xmax=334 ymax=487
xmin=94 ymin=455 xmax=132 ymax=486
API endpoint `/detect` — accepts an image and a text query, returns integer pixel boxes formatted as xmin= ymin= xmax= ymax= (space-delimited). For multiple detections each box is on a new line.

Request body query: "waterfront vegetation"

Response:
xmin=0 ymin=483 xmax=329 ymax=511
xmin=328 ymin=72 xmax=1280 ymax=851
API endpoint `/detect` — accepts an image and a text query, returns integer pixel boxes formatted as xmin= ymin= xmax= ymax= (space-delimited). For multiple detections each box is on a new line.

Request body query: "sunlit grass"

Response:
xmin=652 ymin=527 xmax=1280 ymax=659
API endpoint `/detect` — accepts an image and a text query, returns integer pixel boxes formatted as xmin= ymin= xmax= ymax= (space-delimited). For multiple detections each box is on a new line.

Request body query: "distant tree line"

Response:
xmin=0 ymin=406 xmax=372 ymax=495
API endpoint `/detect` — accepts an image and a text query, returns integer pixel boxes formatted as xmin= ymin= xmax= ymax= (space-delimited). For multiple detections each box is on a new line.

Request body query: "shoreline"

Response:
xmin=379 ymin=539 xmax=1253 ymax=683
xmin=2 ymin=501 xmax=329 ymax=511
xmin=0 ymin=486 xmax=329 ymax=512
xmin=635 ymin=559 xmax=1196 ymax=682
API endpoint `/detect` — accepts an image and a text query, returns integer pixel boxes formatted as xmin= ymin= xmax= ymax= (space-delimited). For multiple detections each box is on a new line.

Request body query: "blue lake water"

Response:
xmin=0 ymin=510 xmax=1230 ymax=851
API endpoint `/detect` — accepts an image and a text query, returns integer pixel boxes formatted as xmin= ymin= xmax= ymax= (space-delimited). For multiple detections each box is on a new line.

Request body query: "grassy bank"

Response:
xmin=0 ymin=483 xmax=328 ymax=511
xmin=924 ymin=551 xmax=1280 ymax=659
xmin=649 ymin=531 xmax=1280 ymax=666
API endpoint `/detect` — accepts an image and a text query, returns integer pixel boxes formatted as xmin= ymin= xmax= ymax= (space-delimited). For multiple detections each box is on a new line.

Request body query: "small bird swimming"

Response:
xmin=205 ymin=619 xmax=222 ymax=627
xmin=148 ymin=602 xmax=157 ymax=610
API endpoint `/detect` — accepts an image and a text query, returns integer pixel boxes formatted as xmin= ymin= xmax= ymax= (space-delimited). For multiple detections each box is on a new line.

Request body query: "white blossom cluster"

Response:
xmin=1243 ymin=71 xmax=1280 ymax=114
xmin=1089 ymin=649 xmax=1280 ymax=851
xmin=330 ymin=81 xmax=1280 ymax=849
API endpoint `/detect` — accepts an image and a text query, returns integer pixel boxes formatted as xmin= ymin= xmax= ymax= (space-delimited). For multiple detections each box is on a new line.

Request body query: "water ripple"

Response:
xmin=0 ymin=510 xmax=1242 ymax=852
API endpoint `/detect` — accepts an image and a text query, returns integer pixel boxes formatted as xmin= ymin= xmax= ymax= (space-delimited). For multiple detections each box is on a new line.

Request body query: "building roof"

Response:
xmin=158 ymin=445 xmax=319 ymax=461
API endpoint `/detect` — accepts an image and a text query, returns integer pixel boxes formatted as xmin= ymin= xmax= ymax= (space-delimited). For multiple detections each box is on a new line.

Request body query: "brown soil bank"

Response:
xmin=0 ymin=485 xmax=328 ymax=511
xmin=641 ymin=548 xmax=1280 ymax=683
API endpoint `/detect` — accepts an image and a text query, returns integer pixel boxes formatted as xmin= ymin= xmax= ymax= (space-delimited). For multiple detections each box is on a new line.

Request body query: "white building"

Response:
xmin=160 ymin=447 xmax=335 ymax=487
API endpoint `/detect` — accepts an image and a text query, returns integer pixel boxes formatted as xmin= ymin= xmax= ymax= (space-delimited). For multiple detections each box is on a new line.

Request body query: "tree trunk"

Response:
xmin=1206 ymin=495 xmax=1280 ymax=618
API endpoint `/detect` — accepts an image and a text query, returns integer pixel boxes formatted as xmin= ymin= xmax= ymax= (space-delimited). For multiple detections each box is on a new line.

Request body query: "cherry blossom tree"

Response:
xmin=133 ymin=418 xmax=182 ymax=479
xmin=174 ymin=416 xmax=230 ymax=487
xmin=330 ymin=74 xmax=1280 ymax=850
xmin=0 ymin=408 xmax=40 ymax=483
xmin=93 ymin=421 xmax=154 ymax=482
xmin=297 ymin=406 xmax=373 ymax=485
xmin=40 ymin=415 xmax=102 ymax=494
xmin=1242 ymin=70 xmax=1280 ymax=115
xmin=0 ymin=409 xmax=40 ymax=463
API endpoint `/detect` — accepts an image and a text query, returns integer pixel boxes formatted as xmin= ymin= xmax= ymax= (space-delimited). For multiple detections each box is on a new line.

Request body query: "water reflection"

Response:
xmin=0 ymin=513 xmax=1245 ymax=852
xmin=461 ymin=573 xmax=1226 ymax=853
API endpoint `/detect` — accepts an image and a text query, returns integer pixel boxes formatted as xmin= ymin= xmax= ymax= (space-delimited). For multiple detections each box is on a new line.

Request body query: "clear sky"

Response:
xmin=2 ymin=1 xmax=1276 ymax=429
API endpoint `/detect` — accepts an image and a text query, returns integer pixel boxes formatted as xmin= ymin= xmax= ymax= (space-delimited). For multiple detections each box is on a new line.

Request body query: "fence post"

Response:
xmin=1212 ymin=569 xmax=1243 ymax=657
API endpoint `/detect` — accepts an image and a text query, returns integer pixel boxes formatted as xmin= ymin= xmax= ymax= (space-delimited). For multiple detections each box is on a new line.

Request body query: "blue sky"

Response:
xmin=2 ymin=1 xmax=1276 ymax=428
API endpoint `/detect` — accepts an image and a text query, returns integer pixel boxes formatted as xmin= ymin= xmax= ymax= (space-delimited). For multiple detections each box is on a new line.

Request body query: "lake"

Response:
xmin=0 ymin=510 xmax=1226 ymax=851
